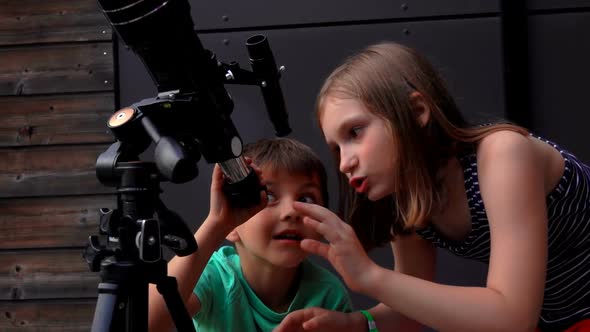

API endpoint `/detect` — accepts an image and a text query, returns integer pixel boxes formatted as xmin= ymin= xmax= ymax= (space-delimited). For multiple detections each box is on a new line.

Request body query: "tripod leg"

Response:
xmin=91 ymin=283 xmax=119 ymax=332
xmin=156 ymin=276 xmax=197 ymax=332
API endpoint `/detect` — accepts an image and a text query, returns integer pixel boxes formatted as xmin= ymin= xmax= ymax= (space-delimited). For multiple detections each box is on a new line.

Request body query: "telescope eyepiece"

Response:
xmin=246 ymin=35 xmax=291 ymax=137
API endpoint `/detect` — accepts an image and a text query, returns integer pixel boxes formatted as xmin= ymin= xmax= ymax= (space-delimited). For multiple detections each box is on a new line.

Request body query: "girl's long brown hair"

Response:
xmin=317 ymin=42 xmax=528 ymax=251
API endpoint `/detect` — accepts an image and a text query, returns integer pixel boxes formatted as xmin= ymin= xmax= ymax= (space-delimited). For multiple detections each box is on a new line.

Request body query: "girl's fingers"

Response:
xmin=300 ymin=308 xmax=335 ymax=331
xmin=301 ymin=316 xmax=324 ymax=331
xmin=302 ymin=217 xmax=342 ymax=243
xmin=300 ymin=238 xmax=330 ymax=259
xmin=273 ymin=309 xmax=307 ymax=332
xmin=293 ymin=201 xmax=340 ymax=226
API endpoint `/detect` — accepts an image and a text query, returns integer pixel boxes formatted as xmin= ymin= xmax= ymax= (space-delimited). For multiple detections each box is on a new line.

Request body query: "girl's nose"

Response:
xmin=339 ymin=153 xmax=358 ymax=175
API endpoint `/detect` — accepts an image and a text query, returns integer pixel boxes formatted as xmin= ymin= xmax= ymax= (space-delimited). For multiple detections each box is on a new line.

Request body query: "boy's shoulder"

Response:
xmin=215 ymin=245 xmax=238 ymax=258
xmin=205 ymin=245 xmax=240 ymax=274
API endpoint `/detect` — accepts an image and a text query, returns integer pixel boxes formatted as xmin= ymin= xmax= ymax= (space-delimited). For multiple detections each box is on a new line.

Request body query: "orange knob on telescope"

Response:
xmin=108 ymin=108 xmax=135 ymax=128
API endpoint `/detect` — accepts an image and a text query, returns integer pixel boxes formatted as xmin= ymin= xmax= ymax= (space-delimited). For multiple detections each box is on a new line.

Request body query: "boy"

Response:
xmin=148 ymin=137 xmax=352 ymax=332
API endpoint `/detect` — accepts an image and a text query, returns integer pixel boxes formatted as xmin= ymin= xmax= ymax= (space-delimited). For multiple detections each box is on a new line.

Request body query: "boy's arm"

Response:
xmin=148 ymin=164 xmax=266 ymax=332
xmin=148 ymin=215 xmax=234 ymax=332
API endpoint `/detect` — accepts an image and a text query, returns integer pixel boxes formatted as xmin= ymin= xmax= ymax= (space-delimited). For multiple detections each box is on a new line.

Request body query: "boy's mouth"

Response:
xmin=273 ymin=231 xmax=303 ymax=241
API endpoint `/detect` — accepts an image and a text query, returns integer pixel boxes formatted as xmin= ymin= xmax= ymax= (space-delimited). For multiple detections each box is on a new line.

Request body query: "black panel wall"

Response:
xmin=528 ymin=10 xmax=590 ymax=161
xmin=113 ymin=0 xmax=590 ymax=330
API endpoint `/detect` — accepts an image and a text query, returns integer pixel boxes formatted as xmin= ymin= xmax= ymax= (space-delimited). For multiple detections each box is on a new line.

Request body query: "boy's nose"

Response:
xmin=280 ymin=200 xmax=302 ymax=222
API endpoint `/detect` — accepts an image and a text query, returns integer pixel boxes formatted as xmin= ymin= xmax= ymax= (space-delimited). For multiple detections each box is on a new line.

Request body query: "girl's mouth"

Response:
xmin=350 ymin=177 xmax=368 ymax=193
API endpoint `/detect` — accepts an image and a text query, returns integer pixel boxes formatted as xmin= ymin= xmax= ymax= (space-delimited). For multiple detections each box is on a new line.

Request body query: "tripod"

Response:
xmin=87 ymin=0 xmax=291 ymax=330
xmin=85 ymin=158 xmax=198 ymax=332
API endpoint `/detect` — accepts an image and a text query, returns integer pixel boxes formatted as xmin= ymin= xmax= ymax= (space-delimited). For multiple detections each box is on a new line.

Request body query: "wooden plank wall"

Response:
xmin=0 ymin=1 xmax=116 ymax=330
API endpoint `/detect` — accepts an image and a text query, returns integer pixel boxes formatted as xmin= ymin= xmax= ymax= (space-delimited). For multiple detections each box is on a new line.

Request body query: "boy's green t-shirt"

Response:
xmin=193 ymin=246 xmax=352 ymax=332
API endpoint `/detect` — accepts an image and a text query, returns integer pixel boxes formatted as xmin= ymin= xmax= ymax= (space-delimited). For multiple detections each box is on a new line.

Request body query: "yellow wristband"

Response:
xmin=359 ymin=310 xmax=378 ymax=332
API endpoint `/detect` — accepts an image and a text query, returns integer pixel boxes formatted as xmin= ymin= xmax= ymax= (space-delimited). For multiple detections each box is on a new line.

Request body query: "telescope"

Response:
xmin=83 ymin=0 xmax=290 ymax=331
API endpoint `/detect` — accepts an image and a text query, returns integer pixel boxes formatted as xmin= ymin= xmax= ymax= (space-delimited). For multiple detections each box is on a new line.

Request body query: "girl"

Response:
xmin=273 ymin=42 xmax=590 ymax=332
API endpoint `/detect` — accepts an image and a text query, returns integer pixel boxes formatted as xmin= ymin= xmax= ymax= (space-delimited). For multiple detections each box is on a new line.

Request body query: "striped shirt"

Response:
xmin=416 ymin=136 xmax=590 ymax=331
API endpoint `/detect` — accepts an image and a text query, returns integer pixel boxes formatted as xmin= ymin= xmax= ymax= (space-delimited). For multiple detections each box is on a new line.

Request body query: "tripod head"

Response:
xmin=88 ymin=0 xmax=290 ymax=265
xmin=98 ymin=0 xmax=290 ymax=190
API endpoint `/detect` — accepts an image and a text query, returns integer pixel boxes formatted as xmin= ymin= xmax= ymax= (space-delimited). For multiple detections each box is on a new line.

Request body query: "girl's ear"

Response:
xmin=409 ymin=91 xmax=431 ymax=127
xmin=226 ymin=228 xmax=240 ymax=243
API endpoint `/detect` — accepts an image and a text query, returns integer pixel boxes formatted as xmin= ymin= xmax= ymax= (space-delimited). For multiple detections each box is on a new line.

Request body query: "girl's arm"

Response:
xmin=295 ymin=131 xmax=547 ymax=332
xmin=379 ymin=232 xmax=437 ymax=331
xmin=285 ymin=212 xmax=436 ymax=332
xmin=326 ymin=235 xmax=437 ymax=332
xmin=361 ymin=131 xmax=547 ymax=331
xmin=272 ymin=228 xmax=434 ymax=332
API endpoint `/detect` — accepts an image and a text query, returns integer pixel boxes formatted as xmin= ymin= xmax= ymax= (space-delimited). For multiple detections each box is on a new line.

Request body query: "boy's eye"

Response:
xmin=298 ymin=195 xmax=316 ymax=204
xmin=266 ymin=192 xmax=277 ymax=203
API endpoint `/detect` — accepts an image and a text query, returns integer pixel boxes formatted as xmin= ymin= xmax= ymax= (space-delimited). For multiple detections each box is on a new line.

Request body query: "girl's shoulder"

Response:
xmin=475 ymin=130 xmax=536 ymax=163
xmin=473 ymin=130 xmax=567 ymax=195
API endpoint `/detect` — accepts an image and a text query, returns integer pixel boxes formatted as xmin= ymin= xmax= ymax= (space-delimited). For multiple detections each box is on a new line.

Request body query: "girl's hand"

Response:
xmin=206 ymin=159 xmax=267 ymax=232
xmin=293 ymin=201 xmax=379 ymax=293
xmin=273 ymin=308 xmax=361 ymax=332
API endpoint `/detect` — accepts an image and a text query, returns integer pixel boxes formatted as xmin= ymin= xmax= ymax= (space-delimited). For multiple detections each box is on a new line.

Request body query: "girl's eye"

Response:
xmin=350 ymin=126 xmax=362 ymax=138
xmin=298 ymin=195 xmax=316 ymax=204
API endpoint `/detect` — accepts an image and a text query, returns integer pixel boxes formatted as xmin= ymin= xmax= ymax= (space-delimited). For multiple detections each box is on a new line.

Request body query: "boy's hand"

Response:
xmin=206 ymin=159 xmax=267 ymax=232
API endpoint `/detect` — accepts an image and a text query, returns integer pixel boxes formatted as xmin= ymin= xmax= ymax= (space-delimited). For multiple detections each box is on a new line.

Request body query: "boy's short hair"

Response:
xmin=243 ymin=138 xmax=329 ymax=207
